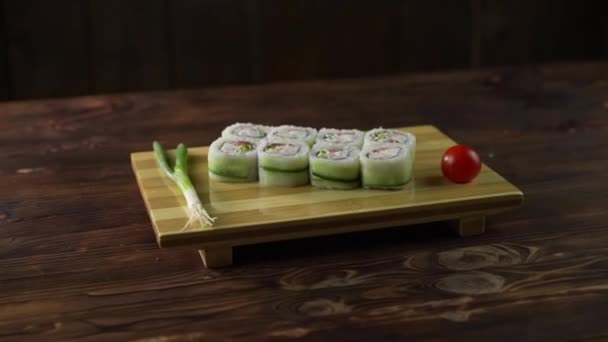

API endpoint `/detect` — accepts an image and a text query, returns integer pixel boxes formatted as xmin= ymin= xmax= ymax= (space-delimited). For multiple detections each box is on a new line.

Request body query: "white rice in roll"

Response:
xmin=257 ymin=139 xmax=310 ymax=187
xmin=364 ymin=128 xmax=416 ymax=164
xmin=360 ymin=142 xmax=414 ymax=190
xmin=316 ymin=128 xmax=364 ymax=148
xmin=364 ymin=128 xmax=415 ymax=146
xmin=309 ymin=143 xmax=360 ymax=190
xmin=222 ymin=122 xmax=271 ymax=141
xmin=208 ymin=137 xmax=259 ymax=182
xmin=268 ymin=125 xmax=317 ymax=147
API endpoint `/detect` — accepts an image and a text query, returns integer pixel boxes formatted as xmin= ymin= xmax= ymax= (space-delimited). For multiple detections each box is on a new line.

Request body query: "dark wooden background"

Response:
xmin=0 ymin=0 xmax=607 ymax=101
xmin=2 ymin=61 xmax=608 ymax=340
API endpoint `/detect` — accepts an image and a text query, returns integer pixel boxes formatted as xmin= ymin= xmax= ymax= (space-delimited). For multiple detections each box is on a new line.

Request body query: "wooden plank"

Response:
xmin=451 ymin=215 xmax=486 ymax=236
xmin=397 ymin=0 xmax=472 ymax=71
xmin=252 ymin=0 xmax=325 ymax=81
xmin=254 ymin=0 xmax=404 ymax=81
xmin=254 ymin=0 xmax=472 ymax=81
xmin=478 ymin=0 xmax=605 ymax=66
xmin=4 ymin=0 xmax=89 ymax=99
xmin=199 ymin=247 xmax=233 ymax=268
xmin=170 ymin=0 xmax=251 ymax=88
xmin=0 ymin=62 xmax=607 ymax=340
xmin=471 ymin=0 xmax=482 ymax=67
xmin=131 ymin=125 xmax=523 ymax=251
xmin=313 ymin=0 xmax=404 ymax=79
xmin=88 ymin=0 xmax=170 ymax=93
xmin=0 ymin=2 xmax=9 ymax=100
xmin=602 ymin=2 xmax=608 ymax=56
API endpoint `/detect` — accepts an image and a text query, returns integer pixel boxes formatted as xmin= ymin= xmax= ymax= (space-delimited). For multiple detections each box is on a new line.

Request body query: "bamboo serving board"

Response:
xmin=131 ymin=125 xmax=523 ymax=268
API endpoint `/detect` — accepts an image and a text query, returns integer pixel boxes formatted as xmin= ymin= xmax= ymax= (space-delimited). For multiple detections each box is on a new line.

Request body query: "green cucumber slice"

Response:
xmin=311 ymin=172 xmax=359 ymax=183
xmin=208 ymin=168 xmax=251 ymax=179
xmin=362 ymin=178 xmax=412 ymax=189
xmin=311 ymin=174 xmax=359 ymax=189
xmin=259 ymin=166 xmax=309 ymax=173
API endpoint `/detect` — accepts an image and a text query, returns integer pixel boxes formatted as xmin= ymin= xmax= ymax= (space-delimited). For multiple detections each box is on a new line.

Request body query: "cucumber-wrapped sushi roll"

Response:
xmin=258 ymin=139 xmax=310 ymax=187
xmin=316 ymin=128 xmax=364 ymax=148
xmin=208 ymin=138 xmax=259 ymax=182
xmin=309 ymin=143 xmax=360 ymax=190
xmin=268 ymin=125 xmax=317 ymax=147
xmin=364 ymin=128 xmax=415 ymax=146
xmin=364 ymin=128 xmax=416 ymax=164
xmin=222 ymin=122 xmax=270 ymax=141
xmin=360 ymin=143 xmax=414 ymax=190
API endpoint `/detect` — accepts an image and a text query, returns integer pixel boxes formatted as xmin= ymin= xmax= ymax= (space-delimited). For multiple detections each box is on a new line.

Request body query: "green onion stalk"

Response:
xmin=153 ymin=141 xmax=216 ymax=230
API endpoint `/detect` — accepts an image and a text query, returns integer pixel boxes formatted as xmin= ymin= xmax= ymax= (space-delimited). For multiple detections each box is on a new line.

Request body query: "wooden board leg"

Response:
xmin=452 ymin=216 xmax=486 ymax=237
xmin=199 ymin=246 xmax=233 ymax=268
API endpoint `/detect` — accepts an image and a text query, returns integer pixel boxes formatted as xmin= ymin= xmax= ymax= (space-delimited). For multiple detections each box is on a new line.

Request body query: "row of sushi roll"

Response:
xmin=207 ymin=123 xmax=416 ymax=190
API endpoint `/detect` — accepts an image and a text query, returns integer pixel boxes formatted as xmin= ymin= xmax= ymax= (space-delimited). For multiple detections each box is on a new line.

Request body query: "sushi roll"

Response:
xmin=222 ymin=122 xmax=270 ymax=141
xmin=364 ymin=128 xmax=415 ymax=146
xmin=258 ymin=139 xmax=310 ymax=187
xmin=364 ymin=128 xmax=416 ymax=164
xmin=208 ymin=138 xmax=258 ymax=182
xmin=360 ymin=143 xmax=414 ymax=190
xmin=309 ymin=143 xmax=360 ymax=190
xmin=268 ymin=125 xmax=317 ymax=147
xmin=316 ymin=128 xmax=364 ymax=148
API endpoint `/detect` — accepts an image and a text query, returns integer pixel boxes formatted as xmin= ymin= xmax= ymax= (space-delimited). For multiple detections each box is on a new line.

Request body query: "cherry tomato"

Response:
xmin=441 ymin=145 xmax=482 ymax=183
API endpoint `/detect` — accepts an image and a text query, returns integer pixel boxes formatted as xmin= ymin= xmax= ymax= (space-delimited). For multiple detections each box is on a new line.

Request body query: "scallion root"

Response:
xmin=153 ymin=141 xmax=216 ymax=230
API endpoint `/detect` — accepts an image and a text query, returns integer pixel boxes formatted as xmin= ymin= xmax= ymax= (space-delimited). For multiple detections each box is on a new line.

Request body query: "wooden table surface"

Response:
xmin=2 ymin=62 xmax=608 ymax=341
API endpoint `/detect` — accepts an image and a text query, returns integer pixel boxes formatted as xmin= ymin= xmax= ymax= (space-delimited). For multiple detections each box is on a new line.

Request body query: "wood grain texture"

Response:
xmin=131 ymin=125 xmax=522 ymax=253
xmin=478 ymin=0 xmax=604 ymax=66
xmin=1 ymin=1 xmax=606 ymax=100
xmin=254 ymin=0 xmax=430 ymax=81
xmin=0 ymin=2 xmax=9 ymax=100
xmin=318 ymin=0 xmax=403 ymax=78
xmin=199 ymin=247 xmax=233 ymax=268
xmin=1 ymin=62 xmax=608 ymax=340
xmin=3 ymin=0 xmax=89 ymax=99
xmin=253 ymin=0 xmax=470 ymax=81
xmin=252 ymin=0 xmax=326 ymax=82
xmin=603 ymin=2 xmax=608 ymax=57
xmin=88 ymin=0 xmax=170 ymax=93
xmin=452 ymin=216 xmax=486 ymax=237
xmin=169 ymin=0 xmax=251 ymax=88
xmin=398 ymin=0 xmax=471 ymax=71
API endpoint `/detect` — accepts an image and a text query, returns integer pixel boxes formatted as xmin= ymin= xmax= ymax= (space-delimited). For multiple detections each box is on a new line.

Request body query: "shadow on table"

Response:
xmin=233 ymin=221 xmax=457 ymax=266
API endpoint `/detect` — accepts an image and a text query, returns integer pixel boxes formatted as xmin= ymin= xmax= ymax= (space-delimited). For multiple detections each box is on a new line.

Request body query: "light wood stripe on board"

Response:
xmin=143 ymin=165 xmax=504 ymax=211
xmin=151 ymin=179 xmax=518 ymax=230
xmin=131 ymin=125 xmax=523 ymax=247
